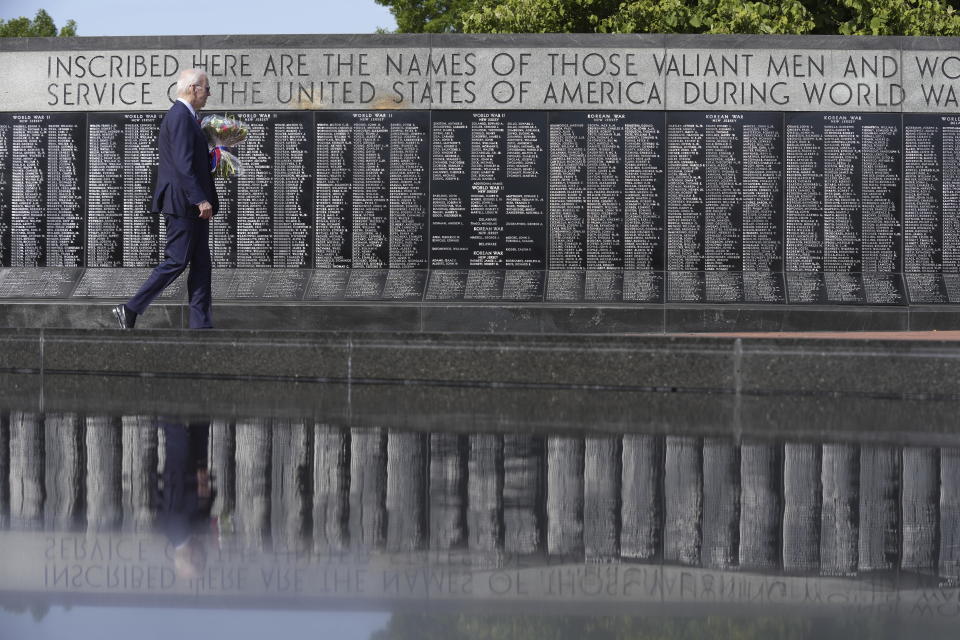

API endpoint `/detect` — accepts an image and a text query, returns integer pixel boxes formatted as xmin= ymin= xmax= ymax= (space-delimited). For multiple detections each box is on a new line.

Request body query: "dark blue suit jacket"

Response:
xmin=151 ymin=100 xmax=219 ymax=218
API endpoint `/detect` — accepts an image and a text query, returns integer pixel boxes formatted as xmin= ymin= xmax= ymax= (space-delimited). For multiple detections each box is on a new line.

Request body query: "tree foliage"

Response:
xmin=0 ymin=9 xmax=77 ymax=37
xmin=374 ymin=0 xmax=478 ymax=32
xmin=376 ymin=0 xmax=960 ymax=35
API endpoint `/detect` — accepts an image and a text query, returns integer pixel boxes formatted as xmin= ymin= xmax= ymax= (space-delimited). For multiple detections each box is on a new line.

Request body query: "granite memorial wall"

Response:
xmin=3 ymin=34 xmax=960 ymax=305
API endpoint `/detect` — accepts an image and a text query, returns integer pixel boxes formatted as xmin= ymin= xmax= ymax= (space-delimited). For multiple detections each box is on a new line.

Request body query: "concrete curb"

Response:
xmin=2 ymin=328 xmax=959 ymax=398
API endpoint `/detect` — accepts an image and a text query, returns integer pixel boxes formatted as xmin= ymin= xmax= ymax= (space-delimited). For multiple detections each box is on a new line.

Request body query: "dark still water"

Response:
xmin=1 ymin=410 xmax=959 ymax=639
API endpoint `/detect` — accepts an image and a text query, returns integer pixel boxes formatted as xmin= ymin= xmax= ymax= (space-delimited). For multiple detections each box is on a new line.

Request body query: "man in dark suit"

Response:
xmin=113 ymin=68 xmax=218 ymax=329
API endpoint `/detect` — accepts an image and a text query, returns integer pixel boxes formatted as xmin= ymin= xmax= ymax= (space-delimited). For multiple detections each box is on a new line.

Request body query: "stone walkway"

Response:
xmin=681 ymin=331 xmax=960 ymax=341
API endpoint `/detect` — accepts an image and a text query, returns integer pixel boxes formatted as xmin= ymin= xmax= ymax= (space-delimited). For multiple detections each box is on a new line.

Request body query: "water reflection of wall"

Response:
xmin=45 ymin=414 xmax=84 ymax=531
xmin=86 ymin=416 xmax=122 ymax=532
xmin=3 ymin=411 xmax=960 ymax=582
xmin=121 ymin=415 xmax=157 ymax=532
xmin=0 ymin=413 xmax=8 ymax=529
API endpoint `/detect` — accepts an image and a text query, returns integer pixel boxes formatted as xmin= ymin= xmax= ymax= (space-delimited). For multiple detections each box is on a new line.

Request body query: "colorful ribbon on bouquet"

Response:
xmin=209 ymin=145 xmax=224 ymax=172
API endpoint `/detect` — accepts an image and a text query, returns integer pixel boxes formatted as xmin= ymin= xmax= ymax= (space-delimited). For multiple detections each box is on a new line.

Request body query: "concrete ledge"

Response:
xmin=3 ymin=370 xmax=959 ymax=440
xmin=3 ymin=329 xmax=960 ymax=401
xmin=2 ymin=301 xmax=958 ymax=334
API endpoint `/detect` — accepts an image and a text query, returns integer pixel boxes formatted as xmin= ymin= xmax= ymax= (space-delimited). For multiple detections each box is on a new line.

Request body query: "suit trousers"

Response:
xmin=127 ymin=214 xmax=213 ymax=328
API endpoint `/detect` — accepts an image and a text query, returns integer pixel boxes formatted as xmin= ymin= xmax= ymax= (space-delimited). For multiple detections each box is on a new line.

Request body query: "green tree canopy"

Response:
xmin=375 ymin=0 xmax=477 ymax=32
xmin=0 ymin=9 xmax=77 ymax=37
xmin=376 ymin=0 xmax=960 ymax=35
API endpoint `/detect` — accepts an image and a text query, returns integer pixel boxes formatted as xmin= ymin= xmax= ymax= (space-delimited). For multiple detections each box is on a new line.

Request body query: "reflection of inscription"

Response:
xmin=0 ymin=268 xmax=81 ymax=297
xmin=72 ymin=268 xmax=184 ymax=299
xmin=382 ymin=270 xmax=426 ymax=300
xmin=262 ymin=269 xmax=310 ymax=299
xmin=862 ymin=273 xmax=904 ymax=305
xmin=623 ymin=271 xmax=663 ymax=302
xmin=705 ymin=271 xmax=744 ymax=303
xmin=743 ymin=272 xmax=785 ymax=304
xmin=304 ymin=270 xmax=349 ymax=299
xmin=26 ymin=531 xmax=951 ymax=615
xmin=546 ymin=270 xmax=584 ymax=302
xmin=906 ymin=273 xmax=946 ymax=303
xmin=584 ymin=270 xmax=622 ymax=302
xmin=464 ymin=269 xmax=504 ymax=300
xmin=425 ymin=269 xmax=468 ymax=300
xmin=824 ymin=272 xmax=865 ymax=303
xmin=786 ymin=272 xmax=825 ymax=304
xmin=345 ymin=269 xmax=386 ymax=299
xmin=667 ymin=271 xmax=703 ymax=303
xmin=502 ymin=270 xmax=544 ymax=302
xmin=213 ymin=269 xmax=273 ymax=299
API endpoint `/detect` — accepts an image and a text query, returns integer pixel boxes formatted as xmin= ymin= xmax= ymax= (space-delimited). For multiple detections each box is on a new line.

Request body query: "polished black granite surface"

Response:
xmin=1 ymin=407 xmax=960 ymax=639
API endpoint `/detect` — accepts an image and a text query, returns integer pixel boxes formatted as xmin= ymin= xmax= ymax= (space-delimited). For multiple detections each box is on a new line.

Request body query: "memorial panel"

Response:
xmin=545 ymin=269 xmax=584 ymax=302
xmin=456 ymin=269 xmax=500 ymax=301
xmin=548 ymin=111 xmax=664 ymax=270
xmin=785 ymin=272 xmax=905 ymax=305
xmin=862 ymin=272 xmax=906 ymax=305
xmin=905 ymin=273 xmax=960 ymax=304
xmin=86 ymin=112 xmax=163 ymax=268
xmin=211 ymin=268 xmax=309 ymax=300
xmin=315 ymin=111 xmax=429 ymax=269
xmin=785 ymin=112 xmax=901 ymax=273
xmin=71 ymin=268 xmax=185 ymax=299
xmin=213 ymin=111 xmax=314 ymax=269
xmin=666 ymin=111 xmax=783 ymax=273
xmin=0 ymin=267 xmax=82 ymax=298
xmin=622 ymin=270 xmax=665 ymax=303
xmin=584 ymin=269 xmax=623 ymax=302
xmin=303 ymin=269 xmax=427 ymax=301
xmin=425 ymin=269 xmax=546 ymax=302
xmin=668 ymin=271 xmax=788 ymax=304
xmin=381 ymin=269 xmax=428 ymax=301
xmin=0 ymin=121 xmax=9 ymax=267
xmin=543 ymin=269 xmax=664 ymax=303
xmin=303 ymin=269 xmax=350 ymax=300
xmin=904 ymin=114 xmax=960 ymax=275
xmin=430 ymin=111 xmax=547 ymax=269
xmin=0 ymin=113 xmax=85 ymax=267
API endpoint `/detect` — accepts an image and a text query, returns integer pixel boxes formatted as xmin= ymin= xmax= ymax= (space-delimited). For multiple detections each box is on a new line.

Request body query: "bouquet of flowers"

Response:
xmin=201 ymin=114 xmax=249 ymax=179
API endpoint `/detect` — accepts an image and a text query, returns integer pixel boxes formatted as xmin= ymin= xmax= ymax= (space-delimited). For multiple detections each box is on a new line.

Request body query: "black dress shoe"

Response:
xmin=112 ymin=304 xmax=136 ymax=329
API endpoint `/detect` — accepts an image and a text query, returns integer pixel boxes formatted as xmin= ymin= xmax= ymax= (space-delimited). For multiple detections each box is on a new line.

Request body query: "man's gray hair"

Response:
xmin=176 ymin=69 xmax=207 ymax=97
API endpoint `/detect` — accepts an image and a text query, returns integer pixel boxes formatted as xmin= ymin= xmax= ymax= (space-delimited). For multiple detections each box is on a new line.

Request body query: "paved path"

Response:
xmin=676 ymin=331 xmax=960 ymax=341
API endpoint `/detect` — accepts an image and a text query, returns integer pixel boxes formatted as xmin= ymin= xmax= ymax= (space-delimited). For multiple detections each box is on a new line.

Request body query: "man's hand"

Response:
xmin=196 ymin=468 xmax=211 ymax=499
xmin=198 ymin=200 xmax=213 ymax=220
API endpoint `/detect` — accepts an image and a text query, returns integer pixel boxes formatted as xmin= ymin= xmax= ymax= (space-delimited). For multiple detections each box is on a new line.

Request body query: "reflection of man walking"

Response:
xmin=157 ymin=419 xmax=213 ymax=579
xmin=113 ymin=68 xmax=218 ymax=329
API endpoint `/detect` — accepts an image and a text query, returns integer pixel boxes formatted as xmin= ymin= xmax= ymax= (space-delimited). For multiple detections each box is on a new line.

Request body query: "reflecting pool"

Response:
xmin=1 ymin=407 xmax=959 ymax=639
